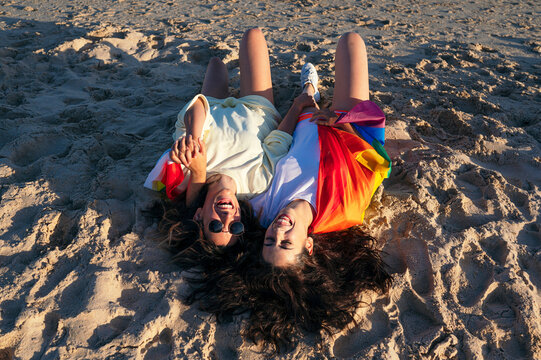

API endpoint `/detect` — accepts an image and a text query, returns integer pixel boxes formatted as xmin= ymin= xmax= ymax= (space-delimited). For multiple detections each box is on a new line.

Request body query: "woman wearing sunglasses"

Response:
xmin=145 ymin=28 xmax=316 ymax=248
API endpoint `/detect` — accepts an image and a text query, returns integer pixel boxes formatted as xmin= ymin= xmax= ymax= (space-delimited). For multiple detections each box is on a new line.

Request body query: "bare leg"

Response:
xmin=239 ymin=28 xmax=274 ymax=104
xmin=202 ymin=57 xmax=229 ymax=99
xmin=303 ymin=83 xmax=315 ymax=97
xmin=331 ymin=32 xmax=369 ymax=112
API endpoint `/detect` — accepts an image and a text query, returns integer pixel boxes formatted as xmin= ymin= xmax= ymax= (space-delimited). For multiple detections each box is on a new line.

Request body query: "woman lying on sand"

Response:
xmin=182 ymin=32 xmax=393 ymax=351
xmin=144 ymin=28 xmax=316 ymax=252
xmin=243 ymin=32 xmax=393 ymax=350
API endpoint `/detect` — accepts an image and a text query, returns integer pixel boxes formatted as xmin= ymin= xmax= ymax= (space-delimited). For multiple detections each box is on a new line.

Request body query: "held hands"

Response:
xmin=170 ymin=135 xmax=207 ymax=177
xmin=293 ymin=93 xmax=318 ymax=111
xmin=309 ymin=108 xmax=340 ymax=127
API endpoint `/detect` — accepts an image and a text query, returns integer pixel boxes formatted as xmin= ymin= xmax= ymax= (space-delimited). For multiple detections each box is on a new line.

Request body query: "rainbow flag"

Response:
xmin=144 ymin=151 xmax=186 ymax=200
xmin=306 ymin=101 xmax=391 ymax=234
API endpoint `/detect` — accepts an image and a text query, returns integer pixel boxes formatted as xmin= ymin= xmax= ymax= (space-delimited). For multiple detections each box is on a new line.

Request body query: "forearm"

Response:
xmin=279 ymin=104 xmax=316 ymax=135
xmin=186 ymin=171 xmax=207 ymax=207
xmin=184 ymin=97 xmax=206 ymax=139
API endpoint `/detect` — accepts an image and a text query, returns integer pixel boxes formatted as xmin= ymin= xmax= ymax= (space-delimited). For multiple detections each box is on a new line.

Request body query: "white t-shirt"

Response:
xmin=250 ymin=118 xmax=320 ymax=227
xmin=169 ymin=94 xmax=293 ymax=199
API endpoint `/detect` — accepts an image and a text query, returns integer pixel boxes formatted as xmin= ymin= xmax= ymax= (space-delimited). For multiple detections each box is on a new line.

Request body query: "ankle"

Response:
xmin=303 ymin=83 xmax=315 ymax=96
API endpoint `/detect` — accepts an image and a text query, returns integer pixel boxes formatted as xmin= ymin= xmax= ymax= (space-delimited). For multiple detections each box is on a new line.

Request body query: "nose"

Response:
xmin=218 ymin=213 xmax=237 ymax=233
xmin=267 ymin=227 xmax=285 ymax=244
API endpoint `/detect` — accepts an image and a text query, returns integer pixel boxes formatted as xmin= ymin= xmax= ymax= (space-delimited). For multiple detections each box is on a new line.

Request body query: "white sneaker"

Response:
xmin=300 ymin=63 xmax=320 ymax=102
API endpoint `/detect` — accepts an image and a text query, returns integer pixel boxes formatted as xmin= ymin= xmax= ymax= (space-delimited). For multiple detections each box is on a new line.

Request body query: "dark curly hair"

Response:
xmin=147 ymin=182 xmax=391 ymax=352
xmin=242 ymin=226 xmax=392 ymax=352
xmin=146 ymin=181 xmax=262 ymax=319
xmin=174 ymin=223 xmax=392 ymax=353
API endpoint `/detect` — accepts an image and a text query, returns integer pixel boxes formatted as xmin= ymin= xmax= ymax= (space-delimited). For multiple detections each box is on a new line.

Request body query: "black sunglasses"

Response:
xmin=208 ymin=220 xmax=245 ymax=235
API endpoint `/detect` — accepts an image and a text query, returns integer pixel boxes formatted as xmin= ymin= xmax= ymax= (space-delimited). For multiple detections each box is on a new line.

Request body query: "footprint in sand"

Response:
xmin=432 ymin=108 xmax=474 ymax=137
xmin=87 ymin=315 xmax=133 ymax=348
xmin=455 ymin=244 xmax=493 ymax=307
xmin=48 ymin=211 xmax=79 ymax=250
xmin=0 ymin=299 xmax=24 ymax=333
xmin=40 ymin=312 xmax=60 ymax=351
xmin=188 ymin=46 xmax=214 ymax=65
xmin=118 ymin=288 xmax=166 ymax=319
xmin=5 ymin=133 xmax=70 ymax=167
xmin=481 ymin=285 xmax=530 ymax=358
xmin=332 ymin=307 xmax=392 ymax=358
xmin=0 ymin=205 xmax=40 ymax=243
xmin=518 ymin=220 xmax=541 ymax=249
xmin=396 ymin=290 xmax=443 ymax=348
xmin=479 ymin=235 xmax=510 ymax=265
xmin=140 ymin=328 xmax=173 ymax=360
xmin=395 ymin=216 xmax=435 ymax=297
xmin=213 ymin=322 xmax=242 ymax=360
xmin=58 ymin=267 xmax=99 ymax=318
xmin=92 ymin=199 xmax=135 ymax=240
xmin=33 ymin=248 xmax=91 ymax=300
xmin=517 ymin=251 xmax=541 ymax=291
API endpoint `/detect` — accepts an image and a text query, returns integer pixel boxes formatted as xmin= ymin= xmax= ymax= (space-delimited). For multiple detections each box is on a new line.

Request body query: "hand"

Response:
xmin=170 ymin=136 xmax=184 ymax=164
xmin=170 ymin=135 xmax=206 ymax=175
xmin=293 ymin=93 xmax=318 ymax=110
xmin=185 ymin=136 xmax=206 ymax=177
xmin=309 ymin=108 xmax=340 ymax=126
xmin=170 ymin=136 xmax=188 ymax=165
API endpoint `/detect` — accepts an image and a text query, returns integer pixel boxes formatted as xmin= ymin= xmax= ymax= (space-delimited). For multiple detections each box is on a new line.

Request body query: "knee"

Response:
xmin=338 ymin=32 xmax=365 ymax=49
xmin=208 ymin=56 xmax=225 ymax=67
xmin=243 ymin=27 xmax=264 ymax=40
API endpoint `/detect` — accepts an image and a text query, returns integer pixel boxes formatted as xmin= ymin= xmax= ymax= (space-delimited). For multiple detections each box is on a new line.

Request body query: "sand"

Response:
xmin=1 ymin=0 xmax=540 ymax=359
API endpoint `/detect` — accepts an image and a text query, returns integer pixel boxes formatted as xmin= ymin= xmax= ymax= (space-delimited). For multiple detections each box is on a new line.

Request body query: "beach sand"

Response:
xmin=1 ymin=0 xmax=540 ymax=358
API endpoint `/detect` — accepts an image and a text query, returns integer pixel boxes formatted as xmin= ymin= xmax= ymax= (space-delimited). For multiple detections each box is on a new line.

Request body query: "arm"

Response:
xmin=278 ymin=93 xmax=318 ymax=135
xmin=309 ymin=108 xmax=358 ymax=135
xmin=182 ymin=137 xmax=207 ymax=207
xmin=169 ymin=98 xmax=208 ymax=205
xmin=183 ymin=97 xmax=206 ymax=139
xmin=170 ymin=97 xmax=207 ymax=164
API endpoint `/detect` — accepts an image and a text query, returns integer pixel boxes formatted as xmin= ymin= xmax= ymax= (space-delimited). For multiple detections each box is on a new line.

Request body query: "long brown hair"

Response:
xmin=173 ymin=222 xmax=392 ymax=352
xmin=154 ymin=189 xmax=265 ymax=321
xmin=243 ymin=226 xmax=392 ymax=352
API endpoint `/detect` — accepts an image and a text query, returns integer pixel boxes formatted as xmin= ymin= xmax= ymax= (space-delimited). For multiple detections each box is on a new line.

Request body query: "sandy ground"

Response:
xmin=1 ymin=0 xmax=540 ymax=359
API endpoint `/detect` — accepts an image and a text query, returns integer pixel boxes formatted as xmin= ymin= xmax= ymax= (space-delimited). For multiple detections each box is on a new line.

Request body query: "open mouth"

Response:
xmin=216 ymin=199 xmax=234 ymax=210
xmin=275 ymin=214 xmax=293 ymax=226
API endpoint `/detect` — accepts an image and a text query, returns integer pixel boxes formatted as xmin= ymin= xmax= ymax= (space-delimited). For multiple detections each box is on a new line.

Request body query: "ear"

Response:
xmin=193 ymin=208 xmax=203 ymax=221
xmin=305 ymin=236 xmax=314 ymax=256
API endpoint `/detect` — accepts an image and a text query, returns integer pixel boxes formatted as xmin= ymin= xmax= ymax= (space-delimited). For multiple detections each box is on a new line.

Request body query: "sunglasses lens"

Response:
xmin=208 ymin=220 xmax=223 ymax=233
xmin=230 ymin=222 xmax=245 ymax=235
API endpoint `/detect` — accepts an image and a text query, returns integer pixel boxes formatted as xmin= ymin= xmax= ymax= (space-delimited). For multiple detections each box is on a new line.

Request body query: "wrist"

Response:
xmin=191 ymin=171 xmax=206 ymax=182
xmin=292 ymin=100 xmax=304 ymax=111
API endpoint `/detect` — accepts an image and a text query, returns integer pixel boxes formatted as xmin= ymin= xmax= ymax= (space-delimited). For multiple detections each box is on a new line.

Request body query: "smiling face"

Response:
xmin=194 ymin=180 xmax=242 ymax=247
xmin=262 ymin=200 xmax=314 ymax=267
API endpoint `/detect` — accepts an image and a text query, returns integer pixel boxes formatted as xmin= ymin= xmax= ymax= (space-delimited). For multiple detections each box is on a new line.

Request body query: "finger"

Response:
xmin=178 ymin=151 xmax=190 ymax=167
xmin=187 ymin=135 xmax=195 ymax=153
xmin=314 ymin=119 xmax=331 ymax=126
xmin=172 ymin=138 xmax=181 ymax=153
xmin=179 ymin=136 xmax=187 ymax=154
xmin=198 ymin=138 xmax=206 ymax=156
xmin=171 ymin=140 xmax=178 ymax=155
xmin=170 ymin=150 xmax=182 ymax=164
xmin=185 ymin=146 xmax=193 ymax=164
xmin=310 ymin=115 xmax=327 ymax=123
